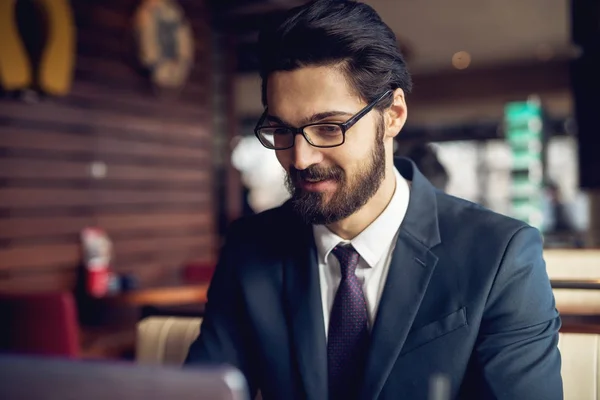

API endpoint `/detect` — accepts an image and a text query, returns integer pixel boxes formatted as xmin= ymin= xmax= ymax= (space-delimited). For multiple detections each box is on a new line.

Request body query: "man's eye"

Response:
xmin=315 ymin=125 xmax=341 ymax=134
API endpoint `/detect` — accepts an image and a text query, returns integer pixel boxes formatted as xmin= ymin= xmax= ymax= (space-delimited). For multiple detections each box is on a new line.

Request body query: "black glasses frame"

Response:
xmin=254 ymin=90 xmax=393 ymax=150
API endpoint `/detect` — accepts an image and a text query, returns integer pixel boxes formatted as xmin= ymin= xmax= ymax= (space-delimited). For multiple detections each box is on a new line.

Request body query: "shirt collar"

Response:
xmin=313 ymin=168 xmax=410 ymax=267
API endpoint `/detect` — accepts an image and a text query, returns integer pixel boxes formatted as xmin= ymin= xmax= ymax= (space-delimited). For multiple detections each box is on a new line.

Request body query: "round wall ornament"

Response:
xmin=133 ymin=0 xmax=194 ymax=91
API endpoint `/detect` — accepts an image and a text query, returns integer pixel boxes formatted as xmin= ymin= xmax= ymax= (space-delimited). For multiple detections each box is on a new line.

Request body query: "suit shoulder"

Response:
xmin=433 ymin=192 xmax=544 ymax=290
xmin=435 ymin=191 xmax=534 ymax=240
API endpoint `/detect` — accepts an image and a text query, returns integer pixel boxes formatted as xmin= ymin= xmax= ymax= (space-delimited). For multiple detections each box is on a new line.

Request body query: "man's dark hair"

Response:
xmin=257 ymin=0 xmax=412 ymax=109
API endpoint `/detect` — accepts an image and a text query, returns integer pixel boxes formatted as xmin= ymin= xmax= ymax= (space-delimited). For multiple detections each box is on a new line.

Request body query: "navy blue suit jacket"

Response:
xmin=185 ymin=158 xmax=562 ymax=400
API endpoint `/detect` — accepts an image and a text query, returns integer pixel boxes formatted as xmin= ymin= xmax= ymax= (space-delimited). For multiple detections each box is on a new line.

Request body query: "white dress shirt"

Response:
xmin=313 ymin=168 xmax=410 ymax=337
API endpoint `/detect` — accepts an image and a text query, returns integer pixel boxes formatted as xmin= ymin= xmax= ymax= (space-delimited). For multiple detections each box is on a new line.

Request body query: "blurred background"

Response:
xmin=0 ymin=0 xmax=599 ymax=362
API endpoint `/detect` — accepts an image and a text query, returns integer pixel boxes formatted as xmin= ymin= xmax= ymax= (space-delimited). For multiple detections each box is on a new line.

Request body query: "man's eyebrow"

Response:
xmin=266 ymin=111 xmax=354 ymax=127
xmin=265 ymin=115 xmax=289 ymax=126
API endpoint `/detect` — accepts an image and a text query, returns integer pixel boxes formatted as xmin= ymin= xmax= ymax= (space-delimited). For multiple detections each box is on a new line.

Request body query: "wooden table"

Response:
xmin=103 ymin=283 xmax=209 ymax=307
xmin=551 ymin=279 xmax=600 ymax=290
xmin=550 ymin=279 xmax=600 ymax=333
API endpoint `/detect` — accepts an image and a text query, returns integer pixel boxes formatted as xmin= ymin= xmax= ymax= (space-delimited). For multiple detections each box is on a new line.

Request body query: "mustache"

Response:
xmin=289 ymin=165 xmax=344 ymax=182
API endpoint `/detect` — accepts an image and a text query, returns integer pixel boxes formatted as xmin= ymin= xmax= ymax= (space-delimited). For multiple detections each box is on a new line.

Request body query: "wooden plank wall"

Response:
xmin=0 ymin=0 xmax=217 ymax=292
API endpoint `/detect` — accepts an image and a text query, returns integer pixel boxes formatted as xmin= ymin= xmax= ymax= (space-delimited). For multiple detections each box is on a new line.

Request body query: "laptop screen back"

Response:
xmin=0 ymin=355 xmax=249 ymax=400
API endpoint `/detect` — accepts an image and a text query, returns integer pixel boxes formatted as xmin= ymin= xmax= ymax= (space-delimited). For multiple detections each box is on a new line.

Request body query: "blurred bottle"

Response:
xmin=429 ymin=373 xmax=451 ymax=400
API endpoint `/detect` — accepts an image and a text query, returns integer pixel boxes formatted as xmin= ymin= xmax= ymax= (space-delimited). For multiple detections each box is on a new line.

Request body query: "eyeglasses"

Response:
xmin=254 ymin=90 xmax=392 ymax=150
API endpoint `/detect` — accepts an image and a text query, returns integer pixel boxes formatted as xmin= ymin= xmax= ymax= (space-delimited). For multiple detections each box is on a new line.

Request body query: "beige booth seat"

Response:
xmin=559 ymin=333 xmax=600 ymax=400
xmin=136 ymin=316 xmax=600 ymax=399
xmin=136 ymin=316 xmax=202 ymax=366
xmin=546 ymin=249 xmax=600 ymax=315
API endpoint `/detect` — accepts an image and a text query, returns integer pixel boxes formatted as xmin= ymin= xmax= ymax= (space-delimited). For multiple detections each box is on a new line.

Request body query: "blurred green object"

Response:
xmin=505 ymin=98 xmax=544 ymax=230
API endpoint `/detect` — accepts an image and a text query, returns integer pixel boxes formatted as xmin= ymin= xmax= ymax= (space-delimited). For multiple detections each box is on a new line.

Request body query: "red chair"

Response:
xmin=182 ymin=261 xmax=215 ymax=283
xmin=0 ymin=291 xmax=80 ymax=358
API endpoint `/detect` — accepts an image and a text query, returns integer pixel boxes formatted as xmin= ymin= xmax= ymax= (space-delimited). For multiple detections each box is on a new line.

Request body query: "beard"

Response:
xmin=284 ymin=123 xmax=386 ymax=225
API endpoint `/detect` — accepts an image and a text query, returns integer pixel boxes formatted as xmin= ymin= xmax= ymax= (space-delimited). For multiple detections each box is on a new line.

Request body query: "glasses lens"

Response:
xmin=257 ymin=127 xmax=294 ymax=149
xmin=304 ymin=124 xmax=344 ymax=147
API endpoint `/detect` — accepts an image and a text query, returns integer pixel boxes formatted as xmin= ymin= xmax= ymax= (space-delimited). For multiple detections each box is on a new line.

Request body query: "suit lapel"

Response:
xmin=361 ymin=157 xmax=442 ymax=399
xmin=284 ymin=222 xmax=328 ymax=400
xmin=360 ymin=232 xmax=438 ymax=399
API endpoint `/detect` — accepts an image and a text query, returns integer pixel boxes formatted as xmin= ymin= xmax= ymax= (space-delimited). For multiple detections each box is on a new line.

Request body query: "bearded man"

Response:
xmin=185 ymin=1 xmax=562 ymax=399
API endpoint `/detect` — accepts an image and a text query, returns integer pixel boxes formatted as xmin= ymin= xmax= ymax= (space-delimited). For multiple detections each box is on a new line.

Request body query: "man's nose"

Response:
xmin=291 ymin=133 xmax=323 ymax=171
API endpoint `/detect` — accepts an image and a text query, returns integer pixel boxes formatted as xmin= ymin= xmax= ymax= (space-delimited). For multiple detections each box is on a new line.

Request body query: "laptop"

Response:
xmin=0 ymin=355 xmax=249 ymax=400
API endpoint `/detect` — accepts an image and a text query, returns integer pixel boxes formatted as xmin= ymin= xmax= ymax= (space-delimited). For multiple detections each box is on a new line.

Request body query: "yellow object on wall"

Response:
xmin=0 ymin=0 xmax=76 ymax=96
xmin=0 ymin=0 xmax=31 ymax=90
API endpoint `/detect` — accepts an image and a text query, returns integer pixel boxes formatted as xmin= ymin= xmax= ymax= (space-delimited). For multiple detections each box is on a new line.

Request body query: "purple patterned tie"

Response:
xmin=328 ymin=244 xmax=370 ymax=400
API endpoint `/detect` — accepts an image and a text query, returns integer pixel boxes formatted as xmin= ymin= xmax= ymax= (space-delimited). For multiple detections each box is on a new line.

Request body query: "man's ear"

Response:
xmin=384 ymin=88 xmax=407 ymax=139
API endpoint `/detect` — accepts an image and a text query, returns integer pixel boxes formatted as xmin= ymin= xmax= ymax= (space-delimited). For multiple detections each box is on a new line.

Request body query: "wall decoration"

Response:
xmin=133 ymin=0 xmax=194 ymax=92
xmin=0 ymin=0 xmax=76 ymax=96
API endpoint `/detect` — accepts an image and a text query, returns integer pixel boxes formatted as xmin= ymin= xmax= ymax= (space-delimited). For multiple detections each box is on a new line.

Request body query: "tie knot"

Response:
xmin=331 ymin=244 xmax=360 ymax=278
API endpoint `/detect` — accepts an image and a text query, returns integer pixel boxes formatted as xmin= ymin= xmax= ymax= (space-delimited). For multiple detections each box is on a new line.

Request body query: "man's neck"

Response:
xmin=326 ymin=165 xmax=397 ymax=240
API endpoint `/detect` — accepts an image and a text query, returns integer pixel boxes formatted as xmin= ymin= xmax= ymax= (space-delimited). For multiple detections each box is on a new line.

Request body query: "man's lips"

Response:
xmin=296 ymin=178 xmax=337 ymax=192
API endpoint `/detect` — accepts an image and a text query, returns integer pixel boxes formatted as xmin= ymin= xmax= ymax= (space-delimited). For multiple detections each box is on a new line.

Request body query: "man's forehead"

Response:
xmin=266 ymin=70 xmax=362 ymax=121
xmin=267 ymin=66 xmax=352 ymax=99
